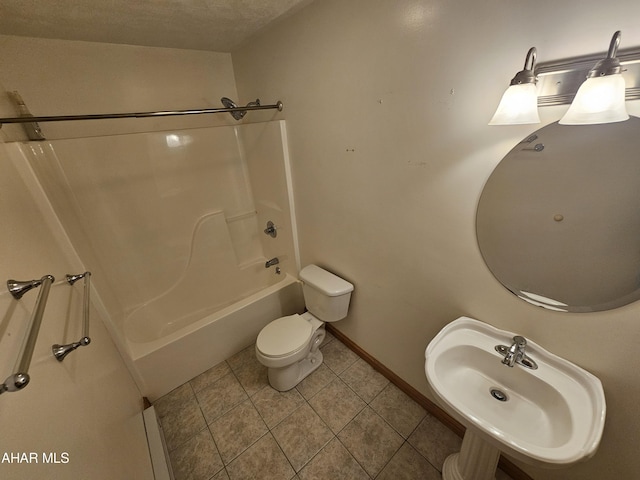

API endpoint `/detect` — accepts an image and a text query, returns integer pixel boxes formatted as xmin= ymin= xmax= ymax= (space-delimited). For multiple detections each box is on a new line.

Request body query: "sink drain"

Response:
xmin=490 ymin=388 xmax=509 ymax=402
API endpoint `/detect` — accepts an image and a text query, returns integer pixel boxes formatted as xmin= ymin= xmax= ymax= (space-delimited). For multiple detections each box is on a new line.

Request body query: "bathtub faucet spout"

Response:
xmin=265 ymin=257 xmax=279 ymax=268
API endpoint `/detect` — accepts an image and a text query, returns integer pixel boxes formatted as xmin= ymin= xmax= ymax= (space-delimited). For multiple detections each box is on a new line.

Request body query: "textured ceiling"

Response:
xmin=0 ymin=0 xmax=313 ymax=52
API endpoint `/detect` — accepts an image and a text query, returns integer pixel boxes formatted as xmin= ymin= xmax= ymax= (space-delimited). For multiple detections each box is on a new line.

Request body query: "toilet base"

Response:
xmin=267 ymin=349 xmax=324 ymax=391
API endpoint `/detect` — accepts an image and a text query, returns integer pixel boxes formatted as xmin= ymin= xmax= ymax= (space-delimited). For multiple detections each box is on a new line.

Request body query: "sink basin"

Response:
xmin=424 ymin=316 xmax=606 ymax=475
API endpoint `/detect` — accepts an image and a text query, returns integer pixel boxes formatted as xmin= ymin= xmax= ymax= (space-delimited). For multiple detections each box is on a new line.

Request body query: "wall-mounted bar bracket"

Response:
xmin=6 ymin=91 xmax=46 ymax=140
xmin=221 ymin=97 xmax=271 ymax=120
xmin=8 ymin=277 xmax=45 ymax=299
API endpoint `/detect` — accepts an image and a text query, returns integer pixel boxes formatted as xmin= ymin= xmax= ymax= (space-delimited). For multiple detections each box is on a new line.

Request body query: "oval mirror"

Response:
xmin=477 ymin=117 xmax=640 ymax=312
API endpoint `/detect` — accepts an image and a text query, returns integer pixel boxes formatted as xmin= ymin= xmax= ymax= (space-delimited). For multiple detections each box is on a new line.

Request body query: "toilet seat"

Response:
xmin=256 ymin=314 xmax=313 ymax=358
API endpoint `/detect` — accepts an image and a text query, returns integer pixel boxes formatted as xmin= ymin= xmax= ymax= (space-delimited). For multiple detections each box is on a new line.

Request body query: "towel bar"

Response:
xmin=1 ymin=275 xmax=55 ymax=394
xmin=52 ymin=272 xmax=91 ymax=361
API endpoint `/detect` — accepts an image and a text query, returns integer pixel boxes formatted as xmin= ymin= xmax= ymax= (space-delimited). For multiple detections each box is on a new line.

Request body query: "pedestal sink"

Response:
xmin=424 ymin=316 xmax=606 ymax=480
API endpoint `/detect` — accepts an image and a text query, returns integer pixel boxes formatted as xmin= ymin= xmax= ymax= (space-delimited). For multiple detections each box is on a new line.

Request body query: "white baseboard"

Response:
xmin=142 ymin=406 xmax=174 ymax=480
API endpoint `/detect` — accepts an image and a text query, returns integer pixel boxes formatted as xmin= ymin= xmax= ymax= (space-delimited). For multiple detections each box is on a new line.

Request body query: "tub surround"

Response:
xmin=16 ymin=120 xmax=300 ymax=400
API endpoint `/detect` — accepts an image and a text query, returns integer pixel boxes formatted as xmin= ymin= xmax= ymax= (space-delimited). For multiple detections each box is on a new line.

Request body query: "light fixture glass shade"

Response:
xmin=559 ymin=74 xmax=629 ymax=125
xmin=489 ymin=83 xmax=540 ymax=125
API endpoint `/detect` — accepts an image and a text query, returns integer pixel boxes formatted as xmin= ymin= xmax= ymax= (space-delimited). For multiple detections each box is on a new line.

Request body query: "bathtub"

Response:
xmin=129 ymin=273 xmax=304 ymax=401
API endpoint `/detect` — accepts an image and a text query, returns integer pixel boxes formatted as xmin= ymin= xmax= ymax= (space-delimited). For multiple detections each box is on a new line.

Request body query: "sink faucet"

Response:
xmin=503 ymin=336 xmax=527 ymax=367
xmin=495 ymin=335 xmax=538 ymax=369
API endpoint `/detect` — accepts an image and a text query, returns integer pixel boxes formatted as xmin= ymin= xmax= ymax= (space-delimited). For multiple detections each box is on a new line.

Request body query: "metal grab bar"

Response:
xmin=1 ymin=275 xmax=55 ymax=394
xmin=0 ymin=100 xmax=283 ymax=125
xmin=52 ymin=272 xmax=92 ymax=361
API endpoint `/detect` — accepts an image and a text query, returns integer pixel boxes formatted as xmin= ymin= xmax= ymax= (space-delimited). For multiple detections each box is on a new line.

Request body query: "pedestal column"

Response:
xmin=442 ymin=429 xmax=500 ymax=480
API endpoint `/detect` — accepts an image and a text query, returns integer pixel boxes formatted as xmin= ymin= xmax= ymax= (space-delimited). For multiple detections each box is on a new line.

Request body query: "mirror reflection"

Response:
xmin=477 ymin=117 xmax=640 ymax=312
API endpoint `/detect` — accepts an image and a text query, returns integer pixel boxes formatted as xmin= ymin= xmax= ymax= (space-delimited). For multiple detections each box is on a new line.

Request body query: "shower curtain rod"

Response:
xmin=0 ymin=100 xmax=283 ymax=125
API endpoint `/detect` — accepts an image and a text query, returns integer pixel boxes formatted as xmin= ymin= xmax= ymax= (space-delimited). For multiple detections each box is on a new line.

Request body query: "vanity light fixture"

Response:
xmin=489 ymin=47 xmax=541 ymax=125
xmin=559 ymin=31 xmax=629 ymax=125
xmin=490 ymin=30 xmax=640 ymax=126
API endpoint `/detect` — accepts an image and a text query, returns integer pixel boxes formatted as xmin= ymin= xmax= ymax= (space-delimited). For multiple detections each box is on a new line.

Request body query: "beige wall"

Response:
xmin=0 ymin=35 xmax=238 ymax=140
xmin=0 ymin=142 xmax=152 ymax=479
xmin=2 ymin=2 xmax=640 ymax=477
xmin=233 ymin=0 xmax=640 ymax=478
xmin=0 ymin=35 xmax=244 ymax=480
xmin=0 ymin=36 xmax=262 ymax=479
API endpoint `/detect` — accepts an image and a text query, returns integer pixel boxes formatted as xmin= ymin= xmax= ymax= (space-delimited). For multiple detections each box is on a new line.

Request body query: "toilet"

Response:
xmin=255 ymin=264 xmax=354 ymax=391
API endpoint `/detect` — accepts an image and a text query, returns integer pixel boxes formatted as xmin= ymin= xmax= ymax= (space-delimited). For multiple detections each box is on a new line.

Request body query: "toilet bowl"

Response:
xmin=255 ymin=265 xmax=354 ymax=391
xmin=256 ymin=312 xmax=326 ymax=391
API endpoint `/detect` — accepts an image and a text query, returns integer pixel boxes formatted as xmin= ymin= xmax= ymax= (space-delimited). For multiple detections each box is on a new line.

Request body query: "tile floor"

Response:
xmin=153 ymin=331 xmax=515 ymax=480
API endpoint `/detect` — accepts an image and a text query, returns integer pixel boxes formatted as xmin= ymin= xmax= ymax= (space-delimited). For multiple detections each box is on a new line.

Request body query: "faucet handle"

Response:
xmin=264 ymin=221 xmax=277 ymax=238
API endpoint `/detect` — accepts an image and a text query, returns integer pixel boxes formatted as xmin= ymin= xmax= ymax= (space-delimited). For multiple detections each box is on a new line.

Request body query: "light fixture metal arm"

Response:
xmin=608 ymin=30 xmax=622 ymax=59
xmin=510 ymin=47 xmax=537 ymax=86
xmin=588 ymin=30 xmax=623 ymax=78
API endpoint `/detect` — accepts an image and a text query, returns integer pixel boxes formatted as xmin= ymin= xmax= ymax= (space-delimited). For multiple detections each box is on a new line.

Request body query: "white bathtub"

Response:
xmin=129 ymin=274 xmax=304 ymax=401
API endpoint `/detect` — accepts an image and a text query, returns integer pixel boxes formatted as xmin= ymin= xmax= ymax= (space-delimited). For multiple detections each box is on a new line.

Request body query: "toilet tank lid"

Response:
xmin=299 ymin=265 xmax=354 ymax=296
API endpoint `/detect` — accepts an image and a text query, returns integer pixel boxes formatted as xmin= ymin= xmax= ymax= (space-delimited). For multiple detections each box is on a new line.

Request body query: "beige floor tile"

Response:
xmin=168 ymin=428 xmax=224 ymax=480
xmin=162 ymin=337 xmax=505 ymax=480
xmin=226 ymin=433 xmax=295 ymax=480
xmin=190 ymin=361 xmax=231 ymax=393
xmin=337 ymin=407 xmax=404 ymax=477
xmin=209 ymin=399 xmax=268 ymax=465
xmin=227 ymin=344 xmax=257 ymax=372
xmin=233 ymin=357 xmax=269 ymax=397
xmin=340 ymin=357 xmax=389 ymax=403
xmin=295 ymin=363 xmax=337 ymax=400
xmin=370 ymin=383 xmax=426 ymax=438
xmin=322 ymin=330 xmax=336 ymax=346
xmin=308 ymin=378 xmax=366 ymax=434
xmin=154 ymin=382 xmax=195 ymax=419
xmin=252 ymin=384 xmax=305 ymax=428
xmin=297 ymin=437 xmax=369 ymax=480
xmin=195 ymin=373 xmax=248 ymax=424
xmin=321 ymin=339 xmax=359 ymax=374
xmin=272 ymin=403 xmax=333 ymax=472
xmin=377 ymin=442 xmax=441 ymax=480
xmin=408 ymin=412 xmax=462 ymax=471
xmin=160 ymin=394 xmax=207 ymax=451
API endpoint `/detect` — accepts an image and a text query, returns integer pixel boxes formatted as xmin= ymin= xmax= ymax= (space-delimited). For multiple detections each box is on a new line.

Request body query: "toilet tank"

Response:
xmin=300 ymin=265 xmax=354 ymax=322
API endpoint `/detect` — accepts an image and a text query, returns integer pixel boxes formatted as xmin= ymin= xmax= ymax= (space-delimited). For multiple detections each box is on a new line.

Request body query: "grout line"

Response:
xmin=269 ymin=430 xmax=298 ymax=478
xmin=334 ymin=435 xmax=374 ymax=479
